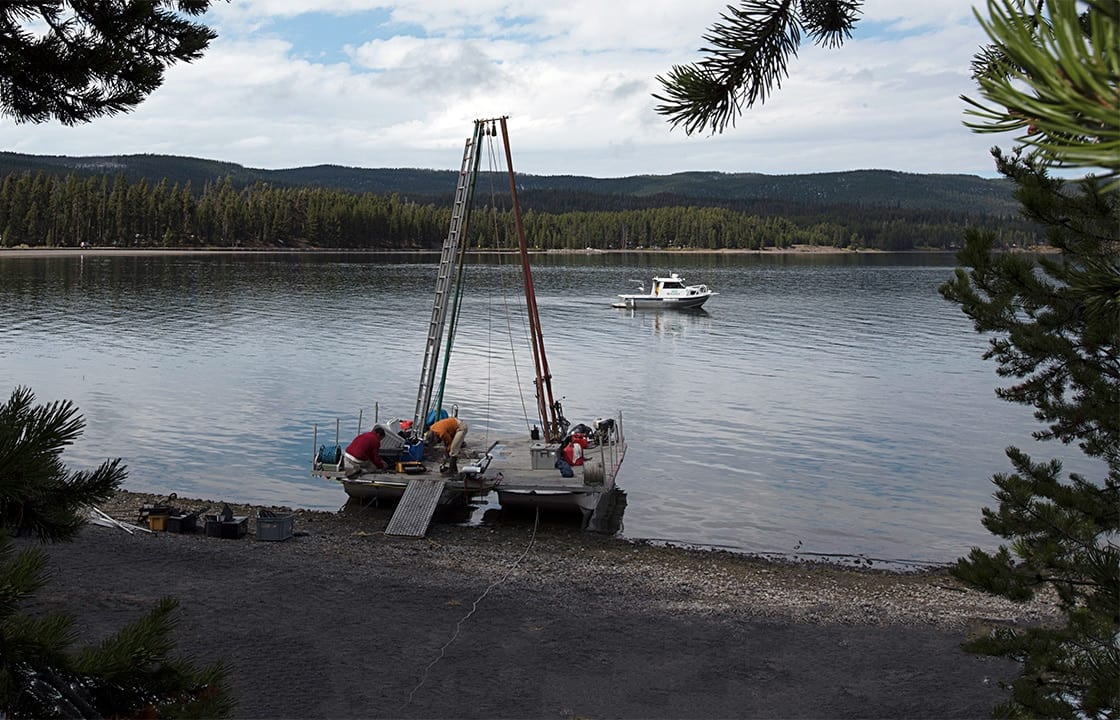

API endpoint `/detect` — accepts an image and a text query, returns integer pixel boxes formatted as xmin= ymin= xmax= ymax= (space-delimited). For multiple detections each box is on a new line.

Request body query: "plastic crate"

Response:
xmin=530 ymin=442 xmax=558 ymax=470
xmin=256 ymin=514 xmax=293 ymax=542
xmin=205 ymin=516 xmax=247 ymax=539
xmin=166 ymin=514 xmax=196 ymax=533
xmin=374 ymin=423 xmax=406 ymax=451
xmin=402 ymin=440 xmax=425 ymax=462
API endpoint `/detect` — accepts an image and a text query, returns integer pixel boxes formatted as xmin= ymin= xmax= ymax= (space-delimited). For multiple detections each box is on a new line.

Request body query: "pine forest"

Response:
xmin=0 ymin=170 xmax=1044 ymax=252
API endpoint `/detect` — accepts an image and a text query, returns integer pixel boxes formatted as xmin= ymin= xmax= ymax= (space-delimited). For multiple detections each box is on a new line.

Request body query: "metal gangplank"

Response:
xmin=384 ymin=478 xmax=446 ymax=537
xmin=412 ymin=120 xmax=486 ymax=433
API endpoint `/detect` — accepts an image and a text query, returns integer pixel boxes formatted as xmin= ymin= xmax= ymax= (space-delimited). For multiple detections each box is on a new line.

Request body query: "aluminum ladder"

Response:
xmin=412 ymin=121 xmax=485 ymax=432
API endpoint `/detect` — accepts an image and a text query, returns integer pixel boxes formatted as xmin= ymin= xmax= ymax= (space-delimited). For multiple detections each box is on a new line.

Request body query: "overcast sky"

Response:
xmin=0 ymin=1 xmax=1018 ymax=178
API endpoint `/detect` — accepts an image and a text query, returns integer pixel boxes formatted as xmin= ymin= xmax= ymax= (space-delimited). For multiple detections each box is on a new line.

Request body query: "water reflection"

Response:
xmin=616 ymin=307 xmax=712 ymax=338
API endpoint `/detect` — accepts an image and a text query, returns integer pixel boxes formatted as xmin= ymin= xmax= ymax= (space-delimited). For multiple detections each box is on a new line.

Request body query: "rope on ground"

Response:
xmin=403 ymin=508 xmax=540 ymax=709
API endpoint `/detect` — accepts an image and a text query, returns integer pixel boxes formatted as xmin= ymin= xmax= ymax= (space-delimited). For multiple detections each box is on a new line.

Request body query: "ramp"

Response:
xmin=384 ymin=478 xmax=445 ymax=537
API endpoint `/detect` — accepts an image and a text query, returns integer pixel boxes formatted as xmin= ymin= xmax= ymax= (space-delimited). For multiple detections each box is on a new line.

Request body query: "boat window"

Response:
xmin=663 ymin=281 xmax=685 ymax=289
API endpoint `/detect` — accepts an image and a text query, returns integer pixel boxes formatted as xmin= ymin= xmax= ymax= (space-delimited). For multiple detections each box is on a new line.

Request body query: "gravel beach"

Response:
xmin=26 ymin=491 xmax=1056 ymax=719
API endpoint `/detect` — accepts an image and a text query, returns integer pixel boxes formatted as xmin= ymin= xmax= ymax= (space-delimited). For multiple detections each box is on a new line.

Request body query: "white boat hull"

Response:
xmin=341 ymin=476 xmax=493 ymax=504
xmin=312 ymin=466 xmax=496 ymax=505
xmin=613 ymin=292 xmax=713 ymax=309
xmin=486 ymin=426 xmax=626 ymax=525
xmin=496 ymin=487 xmax=603 ymax=514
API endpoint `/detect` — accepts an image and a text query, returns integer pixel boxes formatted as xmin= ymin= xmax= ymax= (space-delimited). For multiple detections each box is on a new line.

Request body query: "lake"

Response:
xmin=0 ymin=250 xmax=1097 ymax=567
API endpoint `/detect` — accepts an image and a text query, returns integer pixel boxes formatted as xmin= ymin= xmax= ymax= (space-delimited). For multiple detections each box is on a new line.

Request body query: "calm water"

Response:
xmin=0 ymin=251 xmax=1097 ymax=566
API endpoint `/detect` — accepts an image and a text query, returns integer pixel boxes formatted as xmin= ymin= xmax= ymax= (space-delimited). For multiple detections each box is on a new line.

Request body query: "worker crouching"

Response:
xmin=424 ymin=417 xmax=468 ymax=474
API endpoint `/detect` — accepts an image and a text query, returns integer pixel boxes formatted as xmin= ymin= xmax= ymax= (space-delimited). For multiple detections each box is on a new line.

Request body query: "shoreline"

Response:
xmin=0 ymin=244 xmax=940 ymax=259
xmin=29 ymin=488 xmax=1055 ymax=718
xmin=0 ymin=244 xmax=1057 ymax=259
xmin=97 ymin=489 xmax=1056 ymax=629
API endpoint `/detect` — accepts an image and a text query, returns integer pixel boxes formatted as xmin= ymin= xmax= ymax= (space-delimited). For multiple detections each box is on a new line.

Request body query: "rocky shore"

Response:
xmin=91 ymin=491 xmax=1055 ymax=628
xmin=29 ymin=490 xmax=1055 ymax=718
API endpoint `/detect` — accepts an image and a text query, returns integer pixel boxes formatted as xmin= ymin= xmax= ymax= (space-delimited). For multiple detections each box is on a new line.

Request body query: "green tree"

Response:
xmin=654 ymin=0 xmax=862 ymax=135
xmin=0 ymin=386 xmax=233 ymax=717
xmin=965 ymin=0 xmax=1120 ymax=188
xmin=0 ymin=1 xmax=220 ymax=125
xmin=941 ymin=150 xmax=1118 ymax=718
xmin=942 ymin=7 xmax=1119 ymax=716
xmin=660 ymin=1 xmax=1120 ymax=717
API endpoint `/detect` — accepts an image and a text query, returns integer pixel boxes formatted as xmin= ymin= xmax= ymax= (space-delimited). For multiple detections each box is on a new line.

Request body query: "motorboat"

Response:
xmin=613 ymin=272 xmax=717 ymax=309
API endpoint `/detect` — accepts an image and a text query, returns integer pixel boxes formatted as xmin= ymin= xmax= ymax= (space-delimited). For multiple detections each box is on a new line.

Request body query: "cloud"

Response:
xmin=0 ymin=1 xmax=1012 ymax=177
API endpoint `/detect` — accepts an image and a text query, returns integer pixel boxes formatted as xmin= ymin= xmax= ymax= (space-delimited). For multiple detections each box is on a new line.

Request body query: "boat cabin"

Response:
xmin=653 ymin=274 xmax=687 ymax=295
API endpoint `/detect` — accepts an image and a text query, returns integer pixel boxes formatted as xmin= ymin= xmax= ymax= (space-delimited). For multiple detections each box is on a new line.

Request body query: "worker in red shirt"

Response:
xmin=344 ymin=426 xmax=388 ymax=477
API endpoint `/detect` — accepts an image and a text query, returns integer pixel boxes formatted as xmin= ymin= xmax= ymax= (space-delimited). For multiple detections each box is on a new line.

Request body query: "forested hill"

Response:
xmin=0 ymin=151 xmax=1017 ymax=217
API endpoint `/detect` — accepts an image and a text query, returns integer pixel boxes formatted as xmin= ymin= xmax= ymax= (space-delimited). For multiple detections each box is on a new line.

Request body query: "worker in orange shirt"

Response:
xmin=425 ymin=416 xmax=468 ymax=472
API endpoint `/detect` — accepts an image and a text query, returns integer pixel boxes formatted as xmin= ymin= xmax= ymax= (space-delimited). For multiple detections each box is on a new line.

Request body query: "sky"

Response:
xmin=0 ymin=1 xmax=1020 ymax=179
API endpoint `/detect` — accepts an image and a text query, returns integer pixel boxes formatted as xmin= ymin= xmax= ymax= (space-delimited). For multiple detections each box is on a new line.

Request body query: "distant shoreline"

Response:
xmin=0 ymin=244 xmax=944 ymax=259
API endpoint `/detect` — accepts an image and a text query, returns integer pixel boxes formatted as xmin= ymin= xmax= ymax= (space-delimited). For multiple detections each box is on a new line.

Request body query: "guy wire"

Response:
xmin=402 ymin=507 xmax=540 ymax=709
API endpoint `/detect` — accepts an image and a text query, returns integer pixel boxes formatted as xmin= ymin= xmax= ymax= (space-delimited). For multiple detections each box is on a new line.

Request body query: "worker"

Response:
xmin=343 ymin=426 xmax=388 ymax=477
xmin=425 ymin=416 xmax=468 ymax=471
